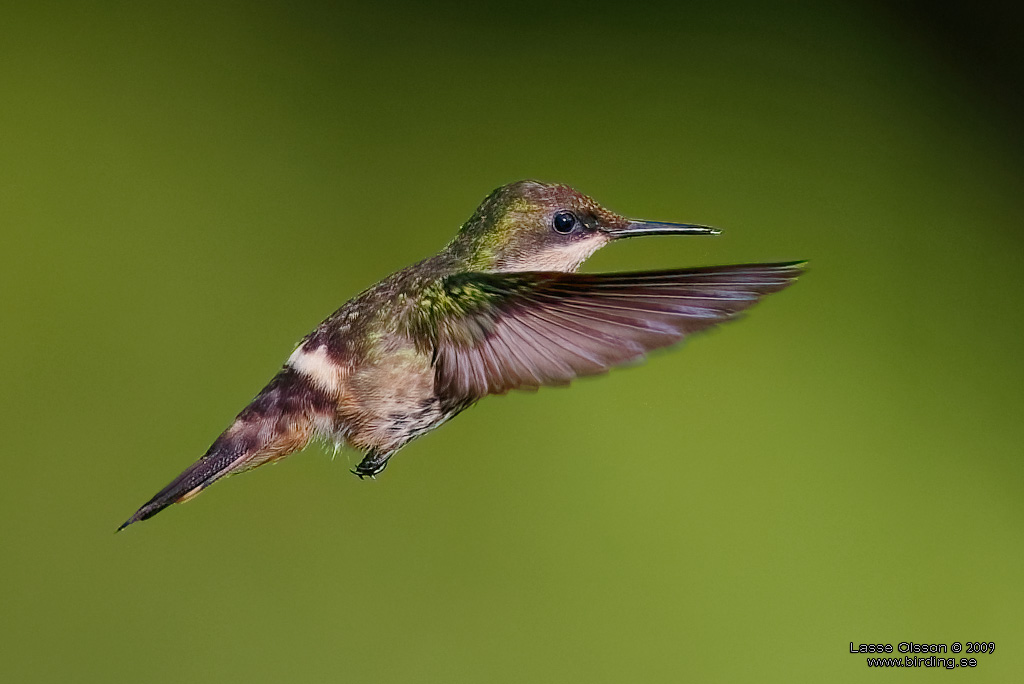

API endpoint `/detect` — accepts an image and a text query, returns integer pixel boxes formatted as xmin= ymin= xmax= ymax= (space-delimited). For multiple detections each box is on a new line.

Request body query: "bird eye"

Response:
xmin=552 ymin=211 xmax=577 ymax=234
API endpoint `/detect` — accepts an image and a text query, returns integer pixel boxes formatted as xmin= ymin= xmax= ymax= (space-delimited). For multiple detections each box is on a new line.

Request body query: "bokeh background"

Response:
xmin=3 ymin=1 xmax=1023 ymax=681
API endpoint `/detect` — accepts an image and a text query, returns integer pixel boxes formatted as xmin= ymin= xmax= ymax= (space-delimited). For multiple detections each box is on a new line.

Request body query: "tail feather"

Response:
xmin=117 ymin=367 xmax=333 ymax=531
xmin=116 ymin=446 xmax=243 ymax=530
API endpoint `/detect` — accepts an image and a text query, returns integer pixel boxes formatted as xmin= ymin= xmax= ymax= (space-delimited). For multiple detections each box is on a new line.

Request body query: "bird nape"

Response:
xmin=118 ymin=180 xmax=804 ymax=530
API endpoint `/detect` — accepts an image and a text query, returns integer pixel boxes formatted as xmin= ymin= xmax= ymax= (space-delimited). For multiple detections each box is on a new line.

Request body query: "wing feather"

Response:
xmin=430 ymin=262 xmax=803 ymax=398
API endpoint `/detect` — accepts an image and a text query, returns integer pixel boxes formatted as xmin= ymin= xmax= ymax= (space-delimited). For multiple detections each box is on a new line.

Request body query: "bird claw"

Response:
xmin=351 ymin=452 xmax=390 ymax=479
xmin=349 ymin=467 xmax=375 ymax=480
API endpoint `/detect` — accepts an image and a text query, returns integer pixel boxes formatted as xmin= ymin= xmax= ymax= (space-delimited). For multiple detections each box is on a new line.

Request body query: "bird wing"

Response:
xmin=425 ymin=261 xmax=804 ymax=398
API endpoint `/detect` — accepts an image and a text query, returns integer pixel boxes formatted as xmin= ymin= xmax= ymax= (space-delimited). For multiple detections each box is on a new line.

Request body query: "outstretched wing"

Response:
xmin=427 ymin=262 xmax=804 ymax=398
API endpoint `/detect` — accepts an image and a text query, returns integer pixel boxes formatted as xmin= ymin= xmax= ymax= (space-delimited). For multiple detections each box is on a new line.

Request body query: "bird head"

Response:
xmin=446 ymin=180 xmax=718 ymax=272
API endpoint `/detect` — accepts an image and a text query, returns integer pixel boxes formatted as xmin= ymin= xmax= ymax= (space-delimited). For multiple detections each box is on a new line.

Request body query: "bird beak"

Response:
xmin=604 ymin=220 xmax=720 ymax=239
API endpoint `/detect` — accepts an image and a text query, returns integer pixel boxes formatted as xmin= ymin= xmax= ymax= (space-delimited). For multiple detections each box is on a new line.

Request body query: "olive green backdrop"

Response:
xmin=3 ymin=1 xmax=1022 ymax=682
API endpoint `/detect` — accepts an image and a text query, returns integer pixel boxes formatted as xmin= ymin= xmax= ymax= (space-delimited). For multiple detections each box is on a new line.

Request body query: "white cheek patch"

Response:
xmin=504 ymin=237 xmax=609 ymax=272
xmin=288 ymin=344 xmax=346 ymax=395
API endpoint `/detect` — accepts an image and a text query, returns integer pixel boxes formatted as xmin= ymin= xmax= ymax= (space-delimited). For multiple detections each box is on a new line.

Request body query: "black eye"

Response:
xmin=552 ymin=211 xmax=577 ymax=234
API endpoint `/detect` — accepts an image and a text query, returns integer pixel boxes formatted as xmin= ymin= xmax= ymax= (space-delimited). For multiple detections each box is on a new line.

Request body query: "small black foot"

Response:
xmin=352 ymin=450 xmax=391 ymax=479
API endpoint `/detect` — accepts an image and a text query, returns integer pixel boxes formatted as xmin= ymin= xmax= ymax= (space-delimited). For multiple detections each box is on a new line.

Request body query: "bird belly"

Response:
xmin=340 ymin=347 xmax=450 ymax=455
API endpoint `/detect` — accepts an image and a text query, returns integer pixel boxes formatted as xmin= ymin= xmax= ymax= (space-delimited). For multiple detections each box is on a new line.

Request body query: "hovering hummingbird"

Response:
xmin=119 ymin=180 xmax=803 ymax=530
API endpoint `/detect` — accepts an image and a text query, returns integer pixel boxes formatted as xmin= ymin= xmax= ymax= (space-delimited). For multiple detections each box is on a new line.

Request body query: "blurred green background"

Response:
xmin=3 ymin=1 xmax=1023 ymax=681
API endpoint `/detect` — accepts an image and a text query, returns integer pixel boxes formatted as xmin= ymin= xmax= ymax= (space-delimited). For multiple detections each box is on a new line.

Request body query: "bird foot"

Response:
xmin=351 ymin=452 xmax=390 ymax=479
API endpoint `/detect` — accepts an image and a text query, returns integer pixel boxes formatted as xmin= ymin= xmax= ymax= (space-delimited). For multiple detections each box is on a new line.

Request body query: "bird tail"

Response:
xmin=117 ymin=367 xmax=333 ymax=531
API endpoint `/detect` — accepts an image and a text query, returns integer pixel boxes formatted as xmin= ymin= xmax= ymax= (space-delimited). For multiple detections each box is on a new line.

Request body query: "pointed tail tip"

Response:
xmin=116 ymin=498 xmax=172 ymax=532
xmin=114 ymin=462 xmax=214 ymax=534
xmin=116 ymin=511 xmax=142 ymax=533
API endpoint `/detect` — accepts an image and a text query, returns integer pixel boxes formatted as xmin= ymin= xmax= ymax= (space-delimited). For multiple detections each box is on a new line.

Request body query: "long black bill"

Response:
xmin=604 ymin=220 xmax=720 ymax=238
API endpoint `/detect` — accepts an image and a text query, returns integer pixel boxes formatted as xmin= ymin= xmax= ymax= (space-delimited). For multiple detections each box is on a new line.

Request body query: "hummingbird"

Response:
xmin=118 ymin=180 xmax=803 ymax=530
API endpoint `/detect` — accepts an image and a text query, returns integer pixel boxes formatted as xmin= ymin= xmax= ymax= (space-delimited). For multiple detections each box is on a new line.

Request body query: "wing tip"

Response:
xmin=776 ymin=259 xmax=808 ymax=275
